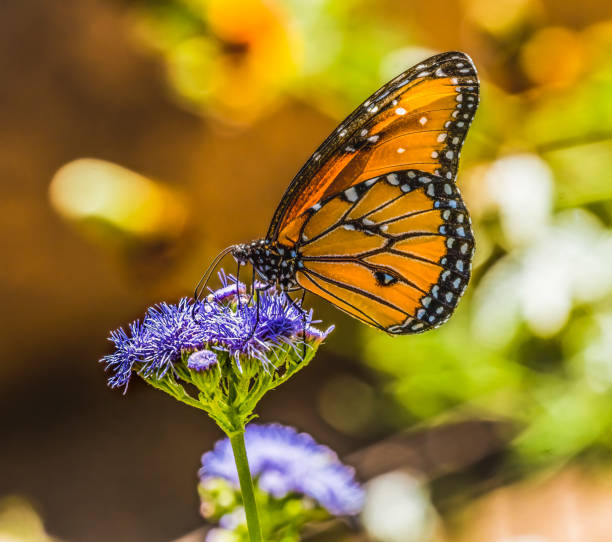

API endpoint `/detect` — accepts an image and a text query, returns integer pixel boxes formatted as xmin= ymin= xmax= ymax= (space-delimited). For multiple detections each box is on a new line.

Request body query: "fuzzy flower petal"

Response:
xmin=100 ymin=272 xmax=332 ymax=388
xmin=200 ymin=424 xmax=365 ymax=516
xmin=141 ymin=298 xmax=208 ymax=377
xmin=197 ymin=274 xmax=325 ymax=368
xmin=101 ymin=321 xmax=149 ymax=389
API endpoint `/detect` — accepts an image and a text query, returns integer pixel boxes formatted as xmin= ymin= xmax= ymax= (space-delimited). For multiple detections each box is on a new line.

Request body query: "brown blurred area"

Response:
xmin=0 ymin=1 xmax=351 ymax=540
xmin=5 ymin=0 xmax=612 ymax=541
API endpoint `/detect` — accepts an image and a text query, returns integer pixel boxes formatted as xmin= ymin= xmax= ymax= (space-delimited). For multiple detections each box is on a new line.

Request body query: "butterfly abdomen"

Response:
xmin=231 ymin=240 xmax=302 ymax=290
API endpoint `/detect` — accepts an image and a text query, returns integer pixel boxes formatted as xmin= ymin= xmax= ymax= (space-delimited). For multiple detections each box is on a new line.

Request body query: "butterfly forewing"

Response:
xmin=226 ymin=52 xmax=479 ymax=334
xmin=270 ymin=51 xmax=479 ymax=245
xmin=294 ymin=171 xmax=474 ymax=334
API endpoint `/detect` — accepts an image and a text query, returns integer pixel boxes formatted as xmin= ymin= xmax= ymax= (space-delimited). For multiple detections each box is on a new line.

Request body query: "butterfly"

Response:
xmin=202 ymin=51 xmax=479 ymax=334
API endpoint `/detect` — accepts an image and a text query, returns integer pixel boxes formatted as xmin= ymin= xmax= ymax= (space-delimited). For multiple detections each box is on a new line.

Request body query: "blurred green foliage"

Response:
xmin=128 ymin=0 xmax=412 ymax=121
xmin=128 ymin=0 xmax=612 ymax=489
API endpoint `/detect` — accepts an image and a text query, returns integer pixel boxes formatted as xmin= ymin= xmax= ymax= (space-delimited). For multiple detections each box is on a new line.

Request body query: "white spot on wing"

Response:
xmin=387 ymin=173 xmax=399 ymax=185
xmin=344 ymin=187 xmax=358 ymax=202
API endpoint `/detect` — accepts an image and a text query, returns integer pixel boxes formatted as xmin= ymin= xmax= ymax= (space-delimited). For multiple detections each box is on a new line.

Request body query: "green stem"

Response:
xmin=229 ymin=431 xmax=263 ymax=542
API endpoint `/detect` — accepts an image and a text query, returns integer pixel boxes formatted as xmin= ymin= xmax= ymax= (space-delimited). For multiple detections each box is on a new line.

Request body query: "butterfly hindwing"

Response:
xmin=294 ymin=171 xmax=474 ymax=334
xmin=271 ymin=51 xmax=479 ymax=245
xmin=225 ymin=52 xmax=479 ymax=334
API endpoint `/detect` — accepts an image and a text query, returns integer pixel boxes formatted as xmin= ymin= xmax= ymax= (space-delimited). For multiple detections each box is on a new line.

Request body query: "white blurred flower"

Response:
xmin=362 ymin=471 xmax=437 ymax=542
xmin=218 ymin=507 xmax=246 ymax=531
xmin=484 ymin=154 xmax=553 ymax=247
xmin=474 ymin=210 xmax=612 ymax=342
xmin=204 ymin=528 xmax=239 ymax=542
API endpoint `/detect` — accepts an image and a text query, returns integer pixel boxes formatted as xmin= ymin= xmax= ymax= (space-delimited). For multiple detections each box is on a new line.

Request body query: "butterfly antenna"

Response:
xmin=193 ymin=245 xmax=235 ymax=304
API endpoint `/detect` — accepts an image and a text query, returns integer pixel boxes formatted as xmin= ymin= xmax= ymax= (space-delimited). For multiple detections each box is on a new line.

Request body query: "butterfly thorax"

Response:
xmin=231 ymin=239 xmax=302 ymax=290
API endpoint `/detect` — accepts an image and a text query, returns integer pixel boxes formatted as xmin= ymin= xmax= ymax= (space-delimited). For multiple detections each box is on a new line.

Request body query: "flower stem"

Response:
xmin=229 ymin=431 xmax=263 ymax=542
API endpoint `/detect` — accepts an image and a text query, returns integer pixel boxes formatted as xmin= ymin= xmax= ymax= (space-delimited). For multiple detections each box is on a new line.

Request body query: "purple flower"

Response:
xmin=200 ymin=424 xmax=365 ymax=516
xmin=188 ymin=350 xmax=218 ymax=372
xmin=103 ymin=321 xmax=148 ymax=389
xmin=100 ymin=272 xmax=332 ymax=389
xmin=142 ymin=299 xmax=209 ymax=376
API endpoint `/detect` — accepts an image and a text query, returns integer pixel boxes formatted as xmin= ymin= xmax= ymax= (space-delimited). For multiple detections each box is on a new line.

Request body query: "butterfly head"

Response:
xmin=231 ymin=239 xmax=301 ymax=290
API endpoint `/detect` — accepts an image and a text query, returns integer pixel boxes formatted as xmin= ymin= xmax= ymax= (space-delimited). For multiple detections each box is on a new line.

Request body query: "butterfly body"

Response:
xmin=222 ymin=51 xmax=480 ymax=335
xmin=232 ymin=239 xmax=303 ymax=290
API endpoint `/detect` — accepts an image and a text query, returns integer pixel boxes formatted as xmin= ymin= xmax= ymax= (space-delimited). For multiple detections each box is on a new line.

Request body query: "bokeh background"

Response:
xmin=3 ymin=0 xmax=612 ymax=541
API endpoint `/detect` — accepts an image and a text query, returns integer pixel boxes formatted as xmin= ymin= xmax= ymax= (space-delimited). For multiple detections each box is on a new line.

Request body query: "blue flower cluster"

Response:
xmin=200 ymin=424 xmax=365 ymax=516
xmin=101 ymin=273 xmax=332 ymax=389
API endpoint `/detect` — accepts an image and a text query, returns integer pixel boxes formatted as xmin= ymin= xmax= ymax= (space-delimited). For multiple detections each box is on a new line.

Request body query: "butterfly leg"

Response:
xmin=299 ymin=289 xmax=307 ymax=360
xmin=236 ymin=259 xmax=242 ymax=311
xmin=282 ymin=288 xmax=308 ymax=359
xmin=243 ymin=272 xmax=270 ymax=343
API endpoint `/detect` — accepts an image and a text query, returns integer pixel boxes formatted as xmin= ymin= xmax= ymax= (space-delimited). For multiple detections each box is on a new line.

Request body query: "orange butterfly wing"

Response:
xmin=269 ymin=51 xmax=479 ymax=245
xmin=294 ymin=171 xmax=474 ymax=333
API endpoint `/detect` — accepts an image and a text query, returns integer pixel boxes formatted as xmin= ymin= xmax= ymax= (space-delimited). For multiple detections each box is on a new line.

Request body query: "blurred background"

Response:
xmin=3 ymin=0 xmax=612 ymax=540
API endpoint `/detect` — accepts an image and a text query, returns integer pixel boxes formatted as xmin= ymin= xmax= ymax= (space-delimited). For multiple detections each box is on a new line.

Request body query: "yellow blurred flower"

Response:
xmin=0 ymin=497 xmax=59 ymax=542
xmin=49 ymin=159 xmax=187 ymax=242
xmin=521 ymin=26 xmax=587 ymax=87
xmin=463 ymin=0 xmax=541 ymax=35
xmin=166 ymin=0 xmax=301 ymax=123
